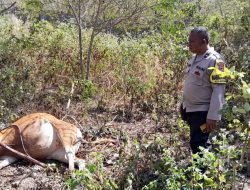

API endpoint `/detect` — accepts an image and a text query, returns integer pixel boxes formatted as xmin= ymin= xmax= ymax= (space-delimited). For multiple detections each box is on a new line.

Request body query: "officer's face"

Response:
xmin=188 ymin=32 xmax=205 ymax=54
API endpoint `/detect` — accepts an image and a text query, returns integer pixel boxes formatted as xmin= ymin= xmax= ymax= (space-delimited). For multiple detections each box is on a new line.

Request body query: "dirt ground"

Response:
xmin=0 ymin=112 xmax=163 ymax=190
xmin=0 ymin=112 xmax=249 ymax=190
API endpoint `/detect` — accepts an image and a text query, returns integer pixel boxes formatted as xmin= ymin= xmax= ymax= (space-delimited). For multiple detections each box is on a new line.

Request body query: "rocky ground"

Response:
xmin=0 ymin=161 xmax=66 ymax=190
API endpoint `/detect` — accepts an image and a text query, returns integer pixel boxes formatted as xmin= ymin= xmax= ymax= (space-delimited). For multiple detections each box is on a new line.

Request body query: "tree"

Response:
xmin=22 ymin=0 xmax=154 ymax=80
xmin=66 ymin=0 xmax=152 ymax=80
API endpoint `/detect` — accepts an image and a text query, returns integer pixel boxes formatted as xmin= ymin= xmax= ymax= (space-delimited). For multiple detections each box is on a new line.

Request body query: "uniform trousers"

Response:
xmin=186 ymin=111 xmax=211 ymax=154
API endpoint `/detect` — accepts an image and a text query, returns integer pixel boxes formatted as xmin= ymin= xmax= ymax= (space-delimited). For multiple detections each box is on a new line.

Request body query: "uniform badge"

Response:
xmin=210 ymin=59 xmax=227 ymax=84
xmin=217 ymin=61 xmax=225 ymax=71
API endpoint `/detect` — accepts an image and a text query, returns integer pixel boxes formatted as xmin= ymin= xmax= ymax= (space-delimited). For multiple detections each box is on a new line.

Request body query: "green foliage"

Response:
xmin=140 ymin=142 xmax=243 ymax=190
xmin=64 ymin=153 xmax=118 ymax=190
xmin=0 ymin=0 xmax=249 ymax=188
xmin=0 ymin=16 xmax=34 ymax=122
xmin=140 ymin=64 xmax=249 ymax=190
xmin=216 ymin=66 xmax=250 ymax=122
xmin=78 ymin=79 xmax=97 ymax=101
xmin=21 ymin=0 xmax=44 ymax=20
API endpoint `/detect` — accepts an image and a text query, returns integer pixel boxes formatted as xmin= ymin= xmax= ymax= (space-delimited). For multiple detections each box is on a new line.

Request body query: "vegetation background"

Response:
xmin=0 ymin=0 xmax=249 ymax=189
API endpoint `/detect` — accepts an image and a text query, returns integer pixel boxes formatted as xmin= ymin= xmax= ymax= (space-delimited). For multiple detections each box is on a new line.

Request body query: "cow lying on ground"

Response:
xmin=0 ymin=113 xmax=85 ymax=170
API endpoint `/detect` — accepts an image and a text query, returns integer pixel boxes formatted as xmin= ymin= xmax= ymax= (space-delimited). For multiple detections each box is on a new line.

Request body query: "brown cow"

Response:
xmin=0 ymin=113 xmax=85 ymax=170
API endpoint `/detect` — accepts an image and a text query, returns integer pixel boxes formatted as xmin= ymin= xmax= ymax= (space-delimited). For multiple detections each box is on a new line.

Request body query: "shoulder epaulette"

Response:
xmin=211 ymin=52 xmax=220 ymax=59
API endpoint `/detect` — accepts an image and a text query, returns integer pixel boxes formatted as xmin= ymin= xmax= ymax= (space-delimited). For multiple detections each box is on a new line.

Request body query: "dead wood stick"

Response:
xmin=66 ymin=81 xmax=75 ymax=110
xmin=0 ymin=141 xmax=46 ymax=168
xmin=0 ymin=2 xmax=16 ymax=15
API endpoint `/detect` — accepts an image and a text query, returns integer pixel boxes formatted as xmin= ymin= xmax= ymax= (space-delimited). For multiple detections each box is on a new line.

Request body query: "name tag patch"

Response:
xmin=196 ymin=65 xmax=206 ymax=71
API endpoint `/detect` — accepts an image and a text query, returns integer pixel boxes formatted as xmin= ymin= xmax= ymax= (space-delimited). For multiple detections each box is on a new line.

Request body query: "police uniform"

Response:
xmin=183 ymin=48 xmax=226 ymax=153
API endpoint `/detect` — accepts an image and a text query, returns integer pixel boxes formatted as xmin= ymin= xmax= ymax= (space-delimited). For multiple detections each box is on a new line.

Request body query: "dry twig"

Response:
xmin=0 ymin=2 xmax=16 ymax=15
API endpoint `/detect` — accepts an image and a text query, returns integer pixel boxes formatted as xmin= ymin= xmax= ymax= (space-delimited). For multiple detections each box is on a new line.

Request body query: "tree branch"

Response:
xmin=67 ymin=0 xmax=80 ymax=26
xmin=0 ymin=2 xmax=16 ymax=15
xmin=95 ymin=5 xmax=147 ymax=32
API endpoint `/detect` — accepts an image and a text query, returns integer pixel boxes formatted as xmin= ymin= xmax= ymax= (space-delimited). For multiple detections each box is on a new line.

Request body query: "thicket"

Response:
xmin=0 ymin=15 xmax=179 ymax=122
xmin=0 ymin=0 xmax=249 ymax=189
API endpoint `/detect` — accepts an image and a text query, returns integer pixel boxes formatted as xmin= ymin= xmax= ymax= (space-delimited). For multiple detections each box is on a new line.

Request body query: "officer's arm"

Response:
xmin=207 ymin=83 xmax=225 ymax=121
xmin=207 ymin=57 xmax=226 ymax=121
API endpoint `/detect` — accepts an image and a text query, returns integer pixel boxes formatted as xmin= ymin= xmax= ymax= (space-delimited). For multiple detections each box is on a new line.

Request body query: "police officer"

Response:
xmin=181 ymin=27 xmax=226 ymax=154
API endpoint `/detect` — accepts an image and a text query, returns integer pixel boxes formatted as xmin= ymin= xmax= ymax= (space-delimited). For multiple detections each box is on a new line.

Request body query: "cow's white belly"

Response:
xmin=34 ymin=120 xmax=55 ymax=147
xmin=23 ymin=119 xmax=58 ymax=158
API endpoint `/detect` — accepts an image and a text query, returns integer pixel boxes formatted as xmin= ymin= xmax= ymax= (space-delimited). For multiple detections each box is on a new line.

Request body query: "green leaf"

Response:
xmin=229 ymin=66 xmax=235 ymax=72
xmin=226 ymin=95 xmax=233 ymax=101
xmin=219 ymin=174 xmax=226 ymax=183
xmin=208 ymin=66 xmax=215 ymax=70
xmin=192 ymin=154 xmax=199 ymax=159
xmin=242 ymin=81 xmax=248 ymax=87
xmin=246 ymin=88 xmax=250 ymax=95
xmin=232 ymin=106 xmax=238 ymax=113
xmin=204 ymin=175 xmax=214 ymax=185
xmin=232 ymin=106 xmax=247 ymax=114
xmin=87 ymin=164 xmax=97 ymax=173
xmin=238 ymin=72 xmax=245 ymax=78
xmin=233 ymin=119 xmax=240 ymax=124
xmin=108 ymin=180 xmax=118 ymax=189
xmin=244 ymin=102 xmax=250 ymax=112
xmin=237 ymin=108 xmax=246 ymax=114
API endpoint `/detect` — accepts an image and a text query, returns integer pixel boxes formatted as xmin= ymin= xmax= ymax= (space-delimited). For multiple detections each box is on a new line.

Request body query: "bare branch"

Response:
xmin=67 ymin=0 xmax=80 ymax=26
xmin=95 ymin=4 xmax=148 ymax=32
xmin=0 ymin=2 xmax=16 ymax=15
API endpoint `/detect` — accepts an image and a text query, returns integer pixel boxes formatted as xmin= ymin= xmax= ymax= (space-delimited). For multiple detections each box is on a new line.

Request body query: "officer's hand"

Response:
xmin=206 ymin=119 xmax=217 ymax=132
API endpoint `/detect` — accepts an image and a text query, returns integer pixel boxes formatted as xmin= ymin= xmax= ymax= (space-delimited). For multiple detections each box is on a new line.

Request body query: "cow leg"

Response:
xmin=75 ymin=157 xmax=85 ymax=170
xmin=64 ymin=127 xmax=85 ymax=170
xmin=67 ymin=151 xmax=75 ymax=171
xmin=48 ymin=128 xmax=84 ymax=170
xmin=0 ymin=156 xmax=18 ymax=169
xmin=48 ymin=148 xmax=75 ymax=170
xmin=73 ymin=128 xmax=85 ymax=170
xmin=48 ymin=149 xmax=85 ymax=170
xmin=58 ymin=150 xmax=84 ymax=171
